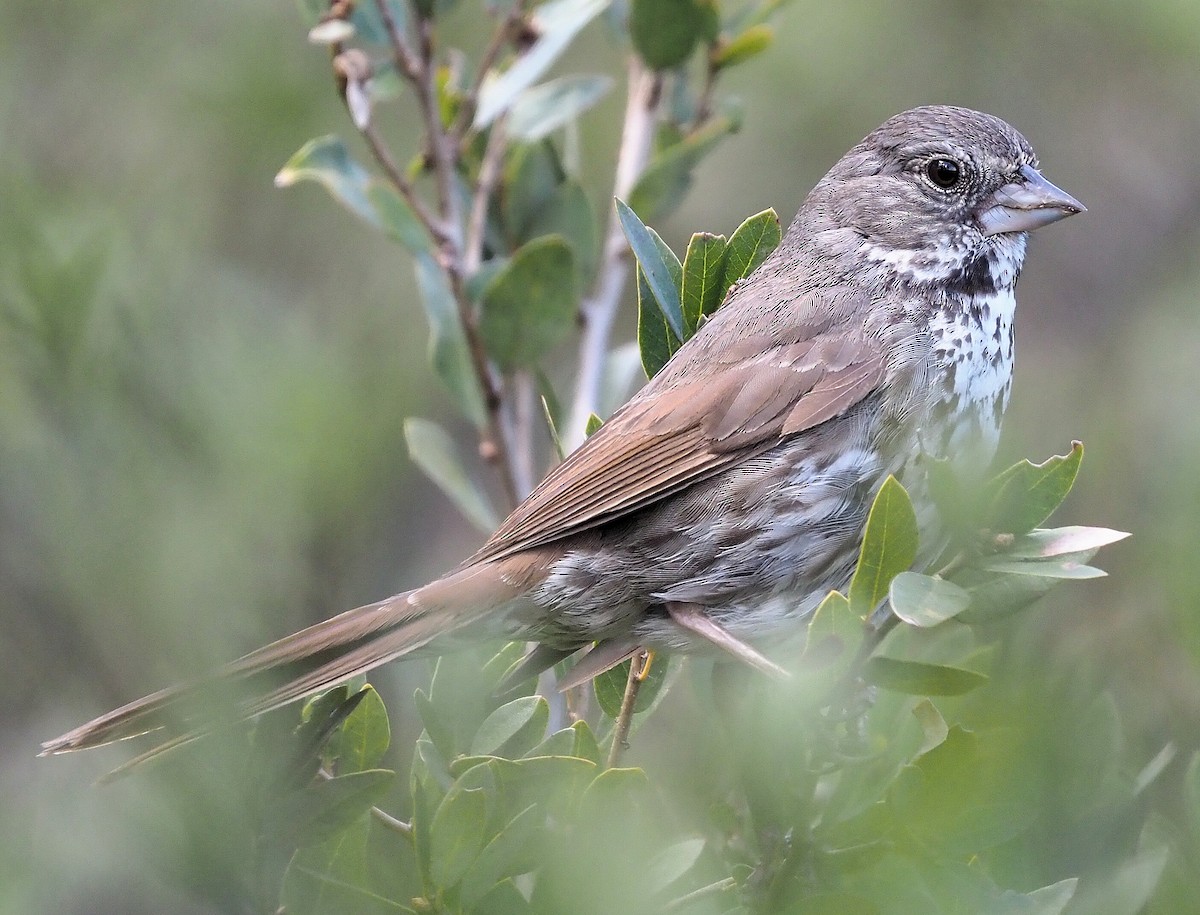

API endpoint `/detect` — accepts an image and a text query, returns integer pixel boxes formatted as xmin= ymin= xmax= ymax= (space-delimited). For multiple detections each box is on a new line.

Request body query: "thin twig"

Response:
xmin=373 ymin=0 xmax=421 ymax=81
xmin=605 ymin=649 xmax=650 ymax=769
xmin=464 ymin=116 xmax=509 ymax=275
xmin=359 ymin=120 xmax=450 ymax=246
xmin=664 ymin=877 xmax=738 ymax=911
xmin=450 ymin=0 xmax=531 ymax=146
xmin=369 ymin=0 xmax=522 ymax=505
xmin=369 ymin=804 xmax=415 ymax=841
xmin=567 ymin=59 xmax=661 ymax=449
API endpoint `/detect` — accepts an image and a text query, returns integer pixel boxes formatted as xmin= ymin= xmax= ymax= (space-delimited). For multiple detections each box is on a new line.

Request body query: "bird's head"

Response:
xmin=804 ymin=105 xmax=1084 ymax=294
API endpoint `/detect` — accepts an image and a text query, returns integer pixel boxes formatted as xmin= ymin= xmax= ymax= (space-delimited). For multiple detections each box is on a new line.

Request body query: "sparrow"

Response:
xmin=42 ymin=105 xmax=1084 ymax=761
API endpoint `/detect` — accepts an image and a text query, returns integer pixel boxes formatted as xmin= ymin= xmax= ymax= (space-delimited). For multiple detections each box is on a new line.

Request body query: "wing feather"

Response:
xmin=474 ymin=286 xmax=888 ymax=563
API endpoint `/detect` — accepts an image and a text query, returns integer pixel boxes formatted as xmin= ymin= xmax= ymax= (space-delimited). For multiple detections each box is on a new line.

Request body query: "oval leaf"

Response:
xmin=975 ymin=557 xmax=1107 ymax=579
xmin=721 ymin=208 xmax=782 ymax=292
xmin=616 ymin=199 xmax=683 ymax=341
xmin=470 ymin=696 xmax=550 ymax=757
xmin=630 ymin=0 xmax=702 ymax=69
xmin=509 ymin=74 xmax=615 ymax=141
xmin=480 ymin=236 xmax=579 ymax=370
xmin=403 ymin=418 xmax=498 ymax=532
xmin=1005 ymin=525 xmax=1130 ymax=559
xmin=647 ymin=837 xmax=706 ymax=891
xmin=326 ymin=685 xmax=391 ymax=773
xmin=849 ymin=476 xmax=919 ymax=617
xmin=275 ymin=136 xmax=379 ymax=227
xmin=680 ymin=232 xmax=728 ymax=333
xmin=864 ymin=657 xmax=987 ymax=696
xmin=985 ymin=442 xmax=1083 ymax=535
xmin=475 ymin=0 xmax=612 ymax=127
xmin=429 ymin=784 xmax=490 ymax=888
xmin=627 ymin=117 xmax=735 ymax=222
xmin=285 ymin=769 xmax=398 ymax=849
xmin=889 ymin=571 xmax=971 ymax=627
xmin=413 ymin=252 xmax=488 ymax=427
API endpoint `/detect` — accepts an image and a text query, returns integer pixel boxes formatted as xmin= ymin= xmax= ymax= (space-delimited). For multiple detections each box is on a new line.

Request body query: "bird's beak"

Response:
xmin=978 ymin=164 xmax=1086 ymax=236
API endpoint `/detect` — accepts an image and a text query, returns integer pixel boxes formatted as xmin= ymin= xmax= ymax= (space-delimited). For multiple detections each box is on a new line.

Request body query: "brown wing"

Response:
xmin=473 ymin=286 xmax=887 ymax=564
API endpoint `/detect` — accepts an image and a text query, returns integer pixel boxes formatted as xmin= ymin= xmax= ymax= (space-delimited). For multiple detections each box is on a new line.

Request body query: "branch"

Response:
xmin=566 ymin=58 xmax=662 ymax=449
xmin=450 ymin=0 xmax=531 ymax=147
xmin=605 ymin=649 xmax=651 ymax=769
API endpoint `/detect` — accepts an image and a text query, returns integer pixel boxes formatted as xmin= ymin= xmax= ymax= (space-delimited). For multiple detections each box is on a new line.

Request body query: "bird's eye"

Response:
xmin=925 ymin=157 xmax=963 ymax=190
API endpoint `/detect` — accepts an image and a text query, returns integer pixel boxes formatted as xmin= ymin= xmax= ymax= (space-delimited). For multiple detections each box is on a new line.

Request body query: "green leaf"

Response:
xmin=480 ymin=236 xmax=579 ymax=370
xmin=630 ymin=0 xmax=702 ymax=69
xmin=647 ymin=837 xmax=705 ymax=891
xmin=593 ymin=653 xmax=669 ymax=719
xmin=912 ymin=698 xmax=949 ymax=755
xmin=584 ymin=412 xmax=604 ymax=436
xmin=1186 ymin=752 xmax=1200 ymax=838
xmin=848 ymin=476 xmax=919 ymax=617
xmin=577 ymin=767 xmax=651 ymax=823
xmin=276 ymin=136 xmax=379 ymax=227
xmin=1024 ymin=879 xmax=1078 ymax=915
xmin=284 ymin=769 xmax=397 ymax=848
xmin=801 ymin=590 xmax=861 ymax=673
xmin=475 ymin=0 xmax=612 ymax=127
xmin=952 ymin=568 xmax=1059 ymax=624
xmin=429 ymin=782 xmax=490 ymax=888
xmin=864 ymin=657 xmax=987 ymax=696
xmin=326 ymin=685 xmax=391 ymax=773
xmin=470 ymin=696 xmax=550 ymax=757
xmin=680 ymin=232 xmax=728 ymax=333
xmin=637 ymin=267 xmax=680 ymax=378
xmin=459 ymin=804 xmax=542 ymax=907
xmin=283 ymin=824 xmax=412 ymax=915
xmin=498 ymin=755 xmax=597 ymax=819
xmin=1065 ymin=844 xmax=1167 ymax=915
xmin=570 ymin=720 xmax=603 ymax=764
xmin=1003 ymin=525 xmax=1130 ymax=559
xmin=616 ymin=198 xmax=684 ymax=341
xmin=368 ymin=184 xmax=430 ymax=255
xmin=973 ymin=556 xmax=1107 ymax=579
xmin=985 ymin=441 xmax=1083 ymax=535
xmin=413 ymin=690 xmax=455 ymax=765
xmin=888 ymin=571 xmax=971 ymax=627
xmin=413 ymin=252 xmax=487 ymax=427
xmin=627 ymin=117 xmax=736 ymax=221
xmin=503 ymin=140 xmax=566 ymax=242
xmin=403 ymin=418 xmax=498 ymax=532
xmin=467 ymin=879 xmax=532 ymax=915
xmin=526 ymin=181 xmax=599 ymax=282
xmin=721 ymin=208 xmax=782 ymax=292
xmin=508 ymin=74 xmax=615 ymax=141
xmin=890 ymin=726 xmax=1038 ymax=854
xmin=712 ymin=24 xmax=774 ymax=68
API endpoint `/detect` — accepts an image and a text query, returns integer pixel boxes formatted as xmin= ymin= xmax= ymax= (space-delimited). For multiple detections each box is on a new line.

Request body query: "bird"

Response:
xmin=42 ymin=105 xmax=1084 ymax=762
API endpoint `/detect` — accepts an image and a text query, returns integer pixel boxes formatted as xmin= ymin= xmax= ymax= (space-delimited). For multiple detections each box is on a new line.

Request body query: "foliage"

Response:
xmin=254 ymin=24 xmax=1141 ymax=899
xmin=12 ymin=0 xmax=1185 ymax=912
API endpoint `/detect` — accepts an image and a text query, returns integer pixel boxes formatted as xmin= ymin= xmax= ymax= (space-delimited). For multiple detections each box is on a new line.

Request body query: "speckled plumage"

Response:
xmin=43 ymin=106 xmax=1084 ymax=760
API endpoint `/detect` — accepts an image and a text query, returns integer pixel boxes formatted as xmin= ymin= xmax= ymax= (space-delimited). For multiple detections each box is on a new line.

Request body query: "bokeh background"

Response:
xmin=4 ymin=1 xmax=1200 ymax=912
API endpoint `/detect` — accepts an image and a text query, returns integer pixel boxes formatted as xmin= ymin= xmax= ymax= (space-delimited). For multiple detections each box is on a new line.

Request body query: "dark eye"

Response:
xmin=925 ymin=157 xmax=962 ymax=190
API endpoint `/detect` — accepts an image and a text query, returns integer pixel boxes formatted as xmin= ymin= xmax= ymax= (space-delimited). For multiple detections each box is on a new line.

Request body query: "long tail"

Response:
xmin=40 ymin=561 xmax=518 ymax=760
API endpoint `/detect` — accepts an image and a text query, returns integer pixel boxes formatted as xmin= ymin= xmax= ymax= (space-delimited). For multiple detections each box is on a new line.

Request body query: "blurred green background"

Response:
xmin=4 ymin=1 xmax=1200 ymax=912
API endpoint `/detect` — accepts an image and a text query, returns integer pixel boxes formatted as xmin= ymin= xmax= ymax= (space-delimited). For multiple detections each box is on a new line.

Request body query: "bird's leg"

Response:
xmin=666 ymin=603 xmax=791 ymax=680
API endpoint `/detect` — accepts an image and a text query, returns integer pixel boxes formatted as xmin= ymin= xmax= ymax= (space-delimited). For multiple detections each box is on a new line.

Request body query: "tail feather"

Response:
xmin=41 ymin=560 xmax=525 ymax=760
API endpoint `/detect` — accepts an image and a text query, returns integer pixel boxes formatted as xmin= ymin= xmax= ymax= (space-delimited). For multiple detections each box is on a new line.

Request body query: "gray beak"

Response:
xmin=977 ymin=164 xmax=1086 ymax=236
